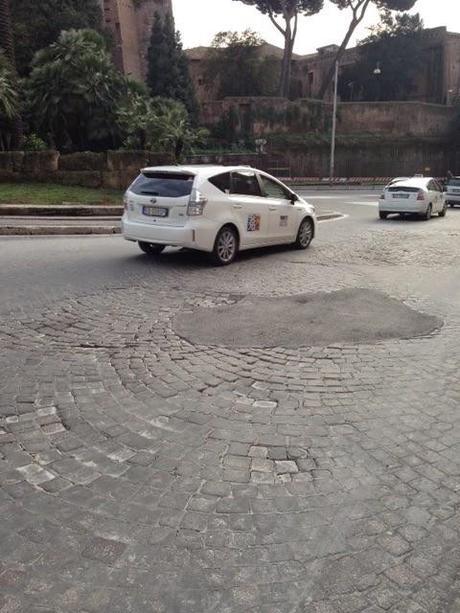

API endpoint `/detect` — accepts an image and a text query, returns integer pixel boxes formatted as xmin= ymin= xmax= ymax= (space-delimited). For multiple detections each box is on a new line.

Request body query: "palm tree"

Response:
xmin=0 ymin=0 xmax=22 ymax=148
xmin=0 ymin=0 xmax=14 ymax=62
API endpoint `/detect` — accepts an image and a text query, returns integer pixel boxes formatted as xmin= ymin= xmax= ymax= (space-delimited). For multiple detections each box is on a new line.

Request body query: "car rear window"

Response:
xmin=209 ymin=172 xmax=231 ymax=193
xmin=388 ymin=186 xmax=420 ymax=193
xmin=448 ymin=179 xmax=460 ymax=187
xmin=130 ymin=172 xmax=194 ymax=198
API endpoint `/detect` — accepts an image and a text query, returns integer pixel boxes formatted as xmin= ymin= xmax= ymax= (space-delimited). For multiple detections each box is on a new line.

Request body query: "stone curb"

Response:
xmin=0 ymin=204 xmax=123 ymax=216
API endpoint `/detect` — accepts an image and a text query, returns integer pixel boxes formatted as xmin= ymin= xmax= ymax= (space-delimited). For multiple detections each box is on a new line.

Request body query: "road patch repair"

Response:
xmin=174 ymin=288 xmax=442 ymax=348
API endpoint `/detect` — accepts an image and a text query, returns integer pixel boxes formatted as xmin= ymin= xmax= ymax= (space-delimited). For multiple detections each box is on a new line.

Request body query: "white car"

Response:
xmin=122 ymin=165 xmax=317 ymax=265
xmin=445 ymin=176 xmax=460 ymax=208
xmin=379 ymin=177 xmax=447 ymax=220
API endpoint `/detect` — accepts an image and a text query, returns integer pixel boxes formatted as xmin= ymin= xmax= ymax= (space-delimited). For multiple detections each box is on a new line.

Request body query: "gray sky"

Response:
xmin=172 ymin=0 xmax=458 ymax=55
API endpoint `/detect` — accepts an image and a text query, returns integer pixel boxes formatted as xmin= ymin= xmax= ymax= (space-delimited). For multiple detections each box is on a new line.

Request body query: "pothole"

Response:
xmin=174 ymin=288 xmax=442 ymax=348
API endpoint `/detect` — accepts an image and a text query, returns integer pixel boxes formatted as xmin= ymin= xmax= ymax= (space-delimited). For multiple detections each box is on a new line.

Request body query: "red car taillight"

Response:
xmin=187 ymin=189 xmax=207 ymax=216
xmin=417 ymin=190 xmax=425 ymax=201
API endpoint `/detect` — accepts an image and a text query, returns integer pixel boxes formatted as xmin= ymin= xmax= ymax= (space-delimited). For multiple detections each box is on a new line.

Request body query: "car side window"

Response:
xmin=231 ymin=171 xmax=262 ymax=197
xmin=209 ymin=172 xmax=231 ymax=194
xmin=259 ymin=175 xmax=290 ymax=199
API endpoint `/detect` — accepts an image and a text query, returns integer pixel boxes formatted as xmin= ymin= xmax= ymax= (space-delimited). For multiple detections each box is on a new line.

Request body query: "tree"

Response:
xmin=147 ymin=12 xmax=198 ymax=121
xmin=0 ymin=0 xmax=22 ymax=148
xmin=233 ymin=0 xmax=323 ymax=97
xmin=0 ymin=53 xmax=19 ymax=150
xmin=116 ymin=94 xmax=208 ymax=159
xmin=11 ymin=0 xmax=103 ymax=76
xmin=318 ymin=0 xmax=417 ymax=99
xmin=205 ymin=30 xmax=279 ymax=98
xmin=338 ymin=12 xmax=424 ymax=101
xmin=26 ymin=29 xmax=124 ymax=151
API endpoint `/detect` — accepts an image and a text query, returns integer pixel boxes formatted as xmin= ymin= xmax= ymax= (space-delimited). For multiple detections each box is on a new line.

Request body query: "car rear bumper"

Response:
xmin=445 ymin=193 xmax=460 ymax=204
xmin=121 ymin=217 xmax=216 ymax=252
xmin=379 ymin=199 xmax=426 ymax=214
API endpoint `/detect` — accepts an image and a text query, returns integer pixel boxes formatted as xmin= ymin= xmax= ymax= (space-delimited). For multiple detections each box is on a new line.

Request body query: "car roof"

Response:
xmin=389 ymin=177 xmax=436 ymax=188
xmin=140 ymin=165 xmax=257 ymax=179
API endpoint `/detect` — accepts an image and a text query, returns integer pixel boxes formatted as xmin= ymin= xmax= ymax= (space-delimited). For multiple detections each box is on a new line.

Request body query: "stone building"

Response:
xmin=100 ymin=0 xmax=173 ymax=81
xmin=187 ymin=26 xmax=460 ymax=106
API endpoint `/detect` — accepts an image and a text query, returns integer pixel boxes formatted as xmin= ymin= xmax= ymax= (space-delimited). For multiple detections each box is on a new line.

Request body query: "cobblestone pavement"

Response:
xmin=1 ymin=211 xmax=460 ymax=612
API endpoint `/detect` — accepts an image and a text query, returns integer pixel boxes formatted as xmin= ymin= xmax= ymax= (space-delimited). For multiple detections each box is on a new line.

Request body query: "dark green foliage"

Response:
xmin=146 ymin=12 xmax=198 ymax=120
xmin=205 ymin=31 xmax=279 ymax=98
xmin=26 ymin=29 xmax=125 ymax=151
xmin=0 ymin=52 xmax=19 ymax=150
xmin=11 ymin=0 xmax=104 ymax=76
xmin=338 ymin=12 xmax=424 ymax=101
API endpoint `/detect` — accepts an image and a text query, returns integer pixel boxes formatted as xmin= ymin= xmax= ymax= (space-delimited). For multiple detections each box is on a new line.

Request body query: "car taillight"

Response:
xmin=123 ymin=194 xmax=128 ymax=210
xmin=187 ymin=189 xmax=207 ymax=216
xmin=380 ymin=193 xmax=385 ymax=200
xmin=417 ymin=190 xmax=425 ymax=201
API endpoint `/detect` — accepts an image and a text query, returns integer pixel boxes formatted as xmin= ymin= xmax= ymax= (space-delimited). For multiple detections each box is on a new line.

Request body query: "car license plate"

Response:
xmin=392 ymin=194 xmax=409 ymax=199
xmin=143 ymin=206 xmax=168 ymax=217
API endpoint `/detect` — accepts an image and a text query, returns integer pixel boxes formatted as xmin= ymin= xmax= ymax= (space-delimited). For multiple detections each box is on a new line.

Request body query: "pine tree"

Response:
xmin=147 ymin=13 xmax=198 ymax=121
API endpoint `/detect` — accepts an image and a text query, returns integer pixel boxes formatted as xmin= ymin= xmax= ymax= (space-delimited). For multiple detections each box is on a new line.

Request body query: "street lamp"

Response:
xmin=329 ymin=59 xmax=339 ymax=183
xmin=373 ymin=62 xmax=382 ymax=101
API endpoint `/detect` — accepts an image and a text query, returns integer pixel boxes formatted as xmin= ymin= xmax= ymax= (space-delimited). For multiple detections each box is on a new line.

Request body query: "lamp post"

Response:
xmin=329 ymin=59 xmax=339 ymax=184
xmin=373 ymin=62 xmax=382 ymax=101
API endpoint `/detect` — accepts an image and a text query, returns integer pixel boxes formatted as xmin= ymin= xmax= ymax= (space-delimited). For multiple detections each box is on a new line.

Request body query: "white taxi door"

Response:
xmin=258 ymin=174 xmax=297 ymax=242
xmin=428 ymin=180 xmax=441 ymax=212
xmin=229 ymin=170 xmax=270 ymax=247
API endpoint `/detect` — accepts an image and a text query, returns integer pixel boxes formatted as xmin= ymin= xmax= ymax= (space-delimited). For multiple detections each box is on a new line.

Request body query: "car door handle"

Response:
xmin=233 ymin=204 xmax=243 ymax=209
xmin=268 ymin=206 xmax=278 ymax=211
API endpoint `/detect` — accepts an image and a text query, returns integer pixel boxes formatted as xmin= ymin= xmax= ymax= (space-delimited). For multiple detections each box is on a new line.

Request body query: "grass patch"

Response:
xmin=0 ymin=183 xmax=123 ymax=205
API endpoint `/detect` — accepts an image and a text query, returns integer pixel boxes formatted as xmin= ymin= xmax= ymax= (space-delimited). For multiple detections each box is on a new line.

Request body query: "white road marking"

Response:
xmin=343 ymin=201 xmax=379 ymax=206
xmin=318 ymin=214 xmax=348 ymax=223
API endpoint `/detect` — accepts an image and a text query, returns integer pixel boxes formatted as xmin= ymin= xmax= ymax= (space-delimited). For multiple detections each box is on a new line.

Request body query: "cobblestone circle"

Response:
xmin=1 ymin=224 xmax=460 ymax=612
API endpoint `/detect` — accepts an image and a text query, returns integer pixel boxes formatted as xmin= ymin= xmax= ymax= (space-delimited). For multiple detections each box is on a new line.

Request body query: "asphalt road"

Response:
xmin=1 ymin=188 xmax=454 ymax=315
xmin=2 ymin=189 xmax=460 ymax=612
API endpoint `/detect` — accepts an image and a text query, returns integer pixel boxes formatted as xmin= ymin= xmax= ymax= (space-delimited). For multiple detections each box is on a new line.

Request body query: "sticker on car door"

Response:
xmin=247 ymin=214 xmax=261 ymax=231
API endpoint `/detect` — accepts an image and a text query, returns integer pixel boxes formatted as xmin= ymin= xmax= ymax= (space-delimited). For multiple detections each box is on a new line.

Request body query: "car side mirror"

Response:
xmin=290 ymin=193 xmax=298 ymax=204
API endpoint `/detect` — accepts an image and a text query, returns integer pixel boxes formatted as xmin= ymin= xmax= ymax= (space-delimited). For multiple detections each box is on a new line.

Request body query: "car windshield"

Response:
xmin=130 ymin=172 xmax=194 ymax=197
xmin=448 ymin=179 xmax=460 ymax=187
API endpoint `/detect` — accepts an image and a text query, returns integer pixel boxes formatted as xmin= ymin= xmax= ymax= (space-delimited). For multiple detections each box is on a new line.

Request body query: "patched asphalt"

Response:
xmin=174 ymin=288 xmax=442 ymax=348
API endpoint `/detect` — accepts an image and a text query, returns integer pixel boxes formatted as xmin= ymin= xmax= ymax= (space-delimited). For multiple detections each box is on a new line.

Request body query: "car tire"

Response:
xmin=379 ymin=212 xmax=388 ymax=220
xmin=450 ymin=203 xmax=455 ymax=208
xmin=138 ymin=241 xmax=165 ymax=255
xmin=211 ymin=225 xmax=238 ymax=266
xmin=422 ymin=204 xmax=432 ymax=221
xmin=294 ymin=217 xmax=314 ymax=249
xmin=439 ymin=203 xmax=447 ymax=217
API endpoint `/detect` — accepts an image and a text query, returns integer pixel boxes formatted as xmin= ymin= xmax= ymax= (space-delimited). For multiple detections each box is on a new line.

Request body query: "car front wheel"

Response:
xmin=439 ymin=203 xmax=447 ymax=217
xmin=294 ymin=217 xmax=314 ymax=249
xmin=379 ymin=211 xmax=388 ymax=220
xmin=211 ymin=225 xmax=238 ymax=265
xmin=138 ymin=241 xmax=165 ymax=255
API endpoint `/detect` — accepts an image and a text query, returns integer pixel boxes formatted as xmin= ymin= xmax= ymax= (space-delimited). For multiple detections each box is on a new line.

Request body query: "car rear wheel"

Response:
xmin=450 ymin=203 xmax=455 ymax=208
xmin=138 ymin=241 xmax=165 ymax=255
xmin=379 ymin=211 xmax=388 ymax=220
xmin=439 ymin=203 xmax=447 ymax=217
xmin=422 ymin=204 xmax=432 ymax=221
xmin=294 ymin=217 xmax=314 ymax=249
xmin=211 ymin=225 xmax=238 ymax=266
